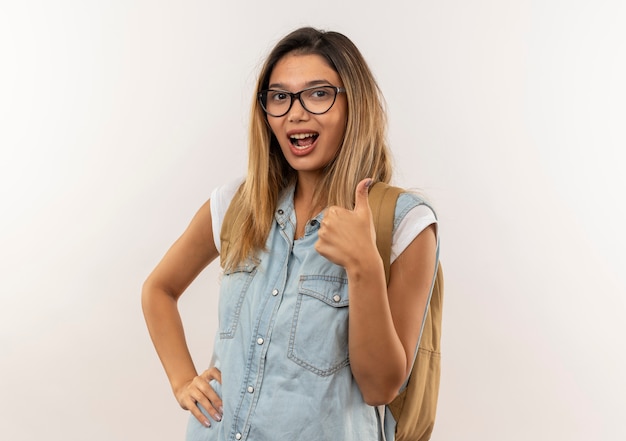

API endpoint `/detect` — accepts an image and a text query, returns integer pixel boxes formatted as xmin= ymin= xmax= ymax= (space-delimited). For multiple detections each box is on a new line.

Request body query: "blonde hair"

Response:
xmin=223 ymin=27 xmax=392 ymax=270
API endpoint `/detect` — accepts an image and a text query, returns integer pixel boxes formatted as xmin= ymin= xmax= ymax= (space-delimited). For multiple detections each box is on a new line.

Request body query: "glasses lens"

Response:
xmin=301 ymin=86 xmax=337 ymax=114
xmin=261 ymin=90 xmax=291 ymax=116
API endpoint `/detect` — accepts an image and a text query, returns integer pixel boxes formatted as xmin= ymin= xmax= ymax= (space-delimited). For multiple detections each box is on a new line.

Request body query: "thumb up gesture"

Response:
xmin=315 ymin=178 xmax=379 ymax=270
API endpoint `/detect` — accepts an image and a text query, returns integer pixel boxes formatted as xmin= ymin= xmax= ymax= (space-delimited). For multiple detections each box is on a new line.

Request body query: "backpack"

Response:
xmin=219 ymin=182 xmax=443 ymax=441
xmin=368 ymin=182 xmax=443 ymax=441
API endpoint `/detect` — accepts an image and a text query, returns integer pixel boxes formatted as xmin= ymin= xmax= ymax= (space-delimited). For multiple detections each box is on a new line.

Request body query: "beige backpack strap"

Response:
xmin=370 ymin=182 xmax=444 ymax=441
xmin=368 ymin=182 xmax=404 ymax=284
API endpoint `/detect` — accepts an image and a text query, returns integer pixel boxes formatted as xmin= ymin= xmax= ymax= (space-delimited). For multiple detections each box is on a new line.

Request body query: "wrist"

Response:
xmin=171 ymin=373 xmax=196 ymax=398
xmin=345 ymin=248 xmax=384 ymax=282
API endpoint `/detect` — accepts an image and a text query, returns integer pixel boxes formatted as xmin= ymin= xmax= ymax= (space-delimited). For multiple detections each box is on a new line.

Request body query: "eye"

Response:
xmin=305 ymin=87 xmax=337 ymax=103
xmin=309 ymin=88 xmax=330 ymax=100
xmin=269 ymin=91 xmax=289 ymax=102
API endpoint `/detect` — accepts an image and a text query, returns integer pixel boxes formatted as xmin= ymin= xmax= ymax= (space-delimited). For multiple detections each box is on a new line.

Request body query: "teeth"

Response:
xmin=290 ymin=133 xmax=316 ymax=140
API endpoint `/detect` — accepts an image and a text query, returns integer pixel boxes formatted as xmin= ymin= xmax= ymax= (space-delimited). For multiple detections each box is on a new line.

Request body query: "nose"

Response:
xmin=287 ymin=96 xmax=309 ymax=122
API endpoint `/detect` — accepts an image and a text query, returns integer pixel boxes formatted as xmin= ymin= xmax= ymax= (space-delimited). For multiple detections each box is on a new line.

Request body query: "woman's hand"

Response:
xmin=315 ymin=178 xmax=379 ymax=271
xmin=175 ymin=367 xmax=223 ymax=428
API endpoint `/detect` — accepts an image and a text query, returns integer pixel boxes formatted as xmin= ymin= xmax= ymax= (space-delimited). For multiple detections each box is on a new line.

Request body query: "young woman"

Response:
xmin=142 ymin=27 xmax=438 ymax=441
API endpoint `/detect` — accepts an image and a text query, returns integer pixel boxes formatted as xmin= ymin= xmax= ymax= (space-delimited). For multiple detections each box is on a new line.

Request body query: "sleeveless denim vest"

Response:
xmin=187 ymin=185 xmax=428 ymax=441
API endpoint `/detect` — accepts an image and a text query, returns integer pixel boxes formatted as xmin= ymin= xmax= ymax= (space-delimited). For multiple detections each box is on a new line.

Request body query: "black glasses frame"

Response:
xmin=257 ymin=85 xmax=346 ymax=117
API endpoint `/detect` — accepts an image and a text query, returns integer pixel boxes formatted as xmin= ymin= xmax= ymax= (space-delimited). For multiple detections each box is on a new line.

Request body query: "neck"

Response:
xmin=294 ymin=172 xmax=325 ymax=220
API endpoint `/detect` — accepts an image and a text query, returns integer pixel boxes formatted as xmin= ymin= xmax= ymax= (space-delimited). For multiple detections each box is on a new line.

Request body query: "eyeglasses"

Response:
xmin=258 ymin=85 xmax=346 ymax=117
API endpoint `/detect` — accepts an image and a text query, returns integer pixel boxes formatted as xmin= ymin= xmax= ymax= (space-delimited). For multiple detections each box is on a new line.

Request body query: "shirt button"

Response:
xmin=247 ymin=386 xmax=254 ymax=393
xmin=333 ymin=294 xmax=341 ymax=302
xmin=277 ymin=209 xmax=284 ymax=215
xmin=272 ymin=289 xmax=279 ymax=296
xmin=235 ymin=433 xmax=242 ymax=440
xmin=257 ymin=337 xmax=264 ymax=345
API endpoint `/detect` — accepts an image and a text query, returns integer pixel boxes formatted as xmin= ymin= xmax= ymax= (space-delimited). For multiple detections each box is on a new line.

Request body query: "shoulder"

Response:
xmin=394 ymin=192 xmax=436 ymax=226
xmin=391 ymin=191 xmax=438 ymax=263
xmin=210 ymin=177 xmax=245 ymax=252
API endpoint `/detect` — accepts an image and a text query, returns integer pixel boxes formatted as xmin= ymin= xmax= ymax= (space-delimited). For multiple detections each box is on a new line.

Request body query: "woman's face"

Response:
xmin=266 ymin=53 xmax=348 ymax=180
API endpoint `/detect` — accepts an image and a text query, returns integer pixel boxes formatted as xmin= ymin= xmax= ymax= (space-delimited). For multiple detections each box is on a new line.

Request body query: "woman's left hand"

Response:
xmin=315 ymin=178 xmax=380 ymax=271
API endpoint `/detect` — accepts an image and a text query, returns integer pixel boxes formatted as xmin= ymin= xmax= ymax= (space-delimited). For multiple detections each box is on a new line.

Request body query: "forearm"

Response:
xmin=142 ymin=284 xmax=198 ymax=396
xmin=346 ymin=252 xmax=407 ymax=405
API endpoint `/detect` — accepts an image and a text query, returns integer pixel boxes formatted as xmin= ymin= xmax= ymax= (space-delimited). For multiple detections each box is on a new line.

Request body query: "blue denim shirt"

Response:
xmin=187 ymin=185 xmax=429 ymax=441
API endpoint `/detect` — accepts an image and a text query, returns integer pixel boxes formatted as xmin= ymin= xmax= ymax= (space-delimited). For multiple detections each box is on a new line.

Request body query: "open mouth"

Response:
xmin=289 ymin=132 xmax=319 ymax=148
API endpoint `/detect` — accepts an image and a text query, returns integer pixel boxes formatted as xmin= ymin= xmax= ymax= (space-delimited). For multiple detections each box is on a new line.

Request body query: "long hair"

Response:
xmin=222 ymin=27 xmax=392 ymax=270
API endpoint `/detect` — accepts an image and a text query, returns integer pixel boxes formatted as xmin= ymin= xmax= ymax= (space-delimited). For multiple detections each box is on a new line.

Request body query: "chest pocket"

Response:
xmin=219 ymin=261 xmax=257 ymax=339
xmin=288 ymin=275 xmax=350 ymax=376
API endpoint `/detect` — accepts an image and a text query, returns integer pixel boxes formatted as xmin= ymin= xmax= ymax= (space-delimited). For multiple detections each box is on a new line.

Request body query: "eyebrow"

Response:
xmin=267 ymin=79 xmax=334 ymax=90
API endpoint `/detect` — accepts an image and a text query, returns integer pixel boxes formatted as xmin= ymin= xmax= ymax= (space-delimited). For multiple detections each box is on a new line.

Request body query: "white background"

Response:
xmin=1 ymin=1 xmax=625 ymax=439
